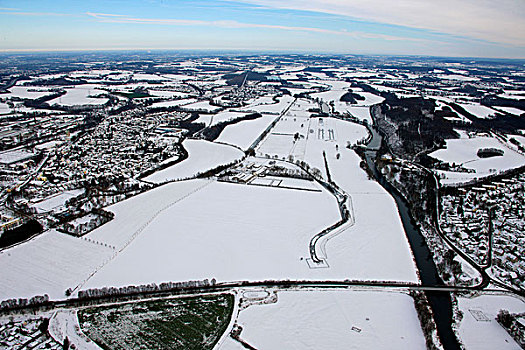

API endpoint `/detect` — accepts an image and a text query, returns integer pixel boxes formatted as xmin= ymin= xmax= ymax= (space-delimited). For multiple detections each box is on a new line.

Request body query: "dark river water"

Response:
xmin=363 ymin=127 xmax=460 ymax=350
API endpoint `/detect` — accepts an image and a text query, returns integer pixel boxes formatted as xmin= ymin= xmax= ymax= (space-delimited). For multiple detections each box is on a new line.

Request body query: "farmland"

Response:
xmin=78 ymin=294 xmax=234 ymax=350
xmin=0 ymin=53 xmax=524 ymax=350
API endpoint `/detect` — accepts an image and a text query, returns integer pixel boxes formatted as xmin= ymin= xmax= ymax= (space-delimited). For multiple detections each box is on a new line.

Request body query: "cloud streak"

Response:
xmin=231 ymin=0 xmax=525 ymax=47
xmin=0 ymin=10 xmax=71 ymax=17
xmin=86 ymin=12 xmax=423 ymax=42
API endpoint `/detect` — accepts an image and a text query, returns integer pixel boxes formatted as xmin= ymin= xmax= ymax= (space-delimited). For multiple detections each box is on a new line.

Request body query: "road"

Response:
xmin=2 ymin=278 xmax=517 ymax=315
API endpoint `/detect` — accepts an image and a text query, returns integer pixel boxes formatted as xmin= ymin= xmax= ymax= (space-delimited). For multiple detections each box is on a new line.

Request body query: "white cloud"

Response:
xmin=232 ymin=0 xmax=525 ymax=46
xmin=86 ymin=12 xmax=423 ymax=41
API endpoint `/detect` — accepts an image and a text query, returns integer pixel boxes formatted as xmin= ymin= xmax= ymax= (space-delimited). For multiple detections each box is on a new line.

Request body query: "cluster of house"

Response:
xmin=0 ymin=318 xmax=59 ymax=349
xmin=24 ymin=110 xmax=180 ymax=200
xmin=440 ymin=174 xmax=525 ymax=288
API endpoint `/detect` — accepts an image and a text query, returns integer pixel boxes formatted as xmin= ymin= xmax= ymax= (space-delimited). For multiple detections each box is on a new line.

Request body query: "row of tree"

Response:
xmin=77 ymin=278 xmax=216 ymax=299
xmin=0 ymin=294 xmax=49 ymax=310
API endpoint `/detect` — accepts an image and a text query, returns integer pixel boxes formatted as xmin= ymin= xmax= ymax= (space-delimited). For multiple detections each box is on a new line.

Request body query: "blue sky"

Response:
xmin=0 ymin=0 xmax=523 ymax=58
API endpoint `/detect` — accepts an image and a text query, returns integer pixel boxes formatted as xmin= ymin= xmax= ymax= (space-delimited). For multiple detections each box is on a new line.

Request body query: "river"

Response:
xmin=364 ymin=127 xmax=460 ymax=350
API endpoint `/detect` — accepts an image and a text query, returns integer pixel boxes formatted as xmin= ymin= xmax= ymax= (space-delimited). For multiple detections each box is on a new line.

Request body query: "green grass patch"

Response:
xmin=78 ymin=294 xmax=234 ymax=350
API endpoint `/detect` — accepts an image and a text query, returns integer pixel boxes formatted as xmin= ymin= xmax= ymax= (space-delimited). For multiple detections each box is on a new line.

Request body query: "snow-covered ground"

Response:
xmin=194 ymin=111 xmax=247 ymax=127
xmin=83 ymin=180 xmax=342 ymax=290
xmin=86 ymin=179 xmax=208 ymax=248
xmin=0 ymin=102 xmax=12 ymax=114
xmin=437 ymin=74 xmax=480 ymax=82
xmin=150 ymin=98 xmax=197 ymax=108
xmin=143 ymin=139 xmax=244 ymax=183
xmin=132 ymin=73 xmax=168 ymax=81
xmin=0 ymin=148 xmax=36 ymax=165
xmin=342 ymin=106 xmax=373 ymax=124
xmin=492 ymin=106 xmax=524 ymax=116
xmin=30 ymin=189 xmax=84 ymax=213
xmin=0 ymin=230 xmax=113 ymax=300
xmin=457 ymin=293 xmax=525 ymax=350
xmin=350 ymin=90 xmax=385 ymax=106
xmin=311 ymin=85 xmax=384 ymax=108
xmin=148 ymin=90 xmax=190 ymax=99
xmin=239 ymin=95 xmax=294 ymax=114
xmin=220 ymin=290 xmax=426 ymax=350
xmin=429 ymin=131 xmax=525 ymax=185
xmin=49 ymin=310 xmax=101 ymax=350
xmin=5 ymin=86 xmax=53 ymax=99
xmin=180 ymin=100 xmax=222 ymax=113
xmin=458 ymin=103 xmax=499 ymax=119
xmin=256 ymin=110 xmax=419 ymax=282
xmin=216 ymin=114 xmax=280 ymax=150
xmin=49 ymin=85 xmax=108 ymax=106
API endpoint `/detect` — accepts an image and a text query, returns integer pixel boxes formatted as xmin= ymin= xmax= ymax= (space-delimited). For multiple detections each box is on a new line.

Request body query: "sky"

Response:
xmin=0 ymin=0 xmax=524 ymax=58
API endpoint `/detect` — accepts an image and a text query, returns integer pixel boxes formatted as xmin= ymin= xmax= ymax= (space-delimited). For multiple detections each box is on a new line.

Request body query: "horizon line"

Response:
xmin=0 ymin=47 xmax=524 ymax=61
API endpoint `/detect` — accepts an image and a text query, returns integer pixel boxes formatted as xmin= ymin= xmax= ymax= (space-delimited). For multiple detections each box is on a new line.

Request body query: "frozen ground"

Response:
xmin=150 ymin=98 xmax=197 ymax=108
xmin=0 ymin=230 xmax=113 ymax=300
xmin=492 ymin=106 xmax=524 ymax=116
xmin=429 ymin=131 xmax=525 ymax=185
xmin=86 ymin=179 xmax=208 ymax=248
xmin=239 ymin=95 xmax=294 ymax=114
xmin=457 ymin=293 xmax=525 ymax=349
xmin=148 ymin=90 xmax=190 ymax=99
xmin=310 ymin=84 xmax=384 ymax=108
xmin=49 ymin=310 xmax=101 ymax=350
xmin=83 ymin=113 xmax=417 ymax=291
xmin=221 ymin=290 xmax=426 ymax=350
xmin=5 ymin=86 xmax=52 ymax=99
xmin=49 ymin=85 xmax=108 ymax=106
xmin=256 ymin=110 xmax=418 ymax=282
xmin=194 ymin=111 xmax=247 ymax=127
xmin=143 ymin=139 xmax=244 ymax=183
xmin=216 ymin=114 xmax=280 ymax=150
xmin=0 ymin=148 xmax=36 ymax=165
xmin=344 ymin=106 xmax=373 ymax=124
xmin=458 ymin=103 xmax=499 ymax=119
xmin=30 ymin=189 xmax=84 ymax=213
xmin=83 ymin=180 xmax=343 ymax=290
xmin=0 ymin=102 xmax=11 ymax=114
xmin=180 ymin=100 xmax=222 ymax=113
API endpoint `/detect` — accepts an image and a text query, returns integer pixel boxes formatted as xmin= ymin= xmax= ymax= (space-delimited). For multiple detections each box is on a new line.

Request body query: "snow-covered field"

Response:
xmin=180 ymin=100 xmax=221 ymax=113
xmin=429 ymin=131 xmax=525 ymax=185
xmin=311 ymin=85 xmax=384 ymax=108
xmin=132 ymin=73 xmax=168 ymax=81
xmin=84 ymin=180 xmax=342 ymax=290
xmin=194 ymin=111 xmax=247 ymax=126
xmin=492 ymin=106 xmax=524 ymax=116
xmin=220 ymin=290 xmax=426 ymax=350
xmin=148 ymin=90 xmax=190 ymax=99
xmin=0 ymin=102 xmax=12 ymax=114
xmin=86 ymin=179 xmax=208 ymax=248
xmin=350 ymin=90 xmax=385 ymax=106
xmin=5 ymin=86 xmax=52 ymax=99
xmin=49 ymin=85 xmax=108 ymax=106
xmin=239 ymin=95 xmax=294 ymax=114
xmin=458 ymin=103 xmax=499 ymax=119
xmin=0 ymin=230 xmax=113 ymax=300
xmin=310 ymin=89 xmax=345 ymax=103
xmin=143 ymin=139 xmax=244 ymax=183
xmin=150 ymin=98 xmax=197 ymax=108
xmin=342 ymin=106 xmax=373 ymax=124
xmin=256 ymin=110 xmax=418 ymax=282
xmin=457 ymin=294 xmax=525 ymax=349
xmin=31 ymin=189 xmax=84 ymax=213
xmin=0 ymin=149 xmax=36 ymax=165
xmin=216 ymin=114 xmax=280 ymax=150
